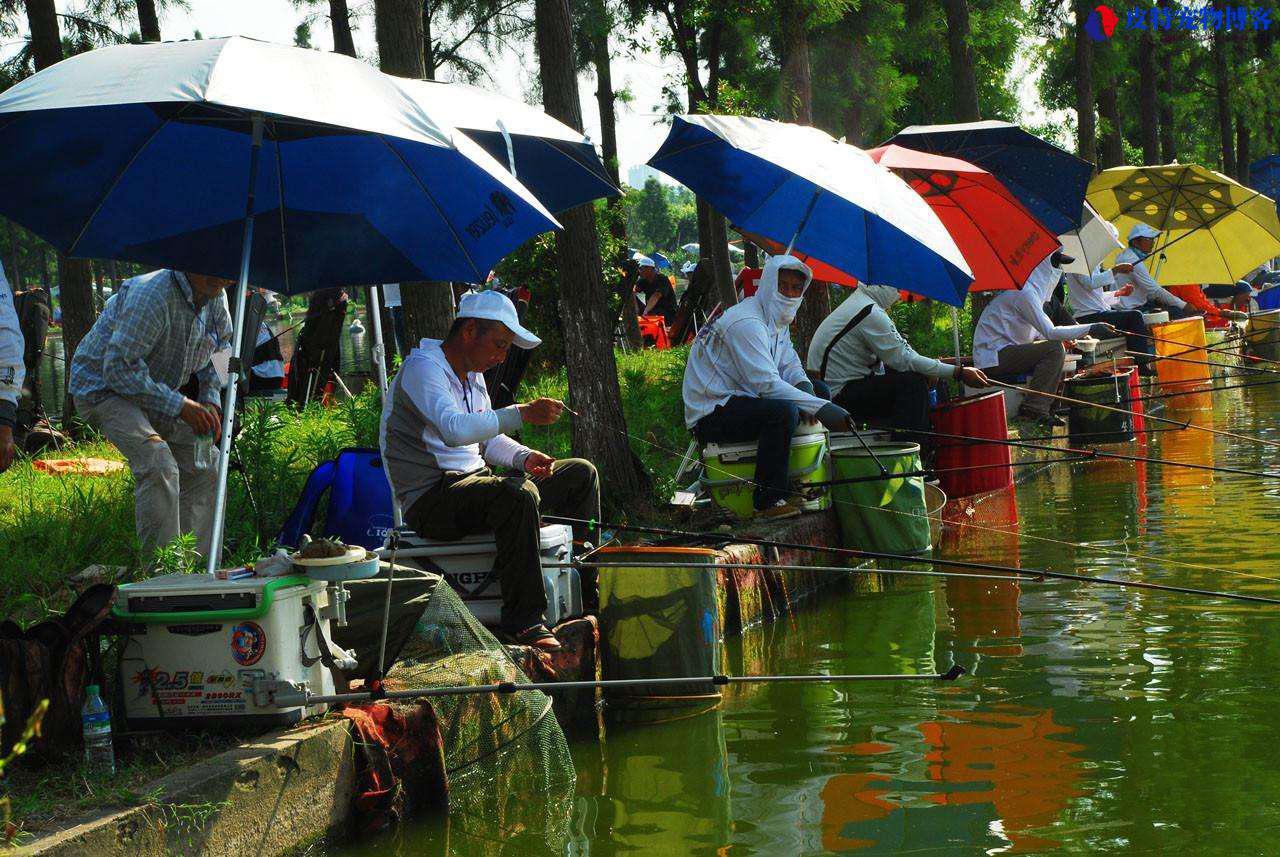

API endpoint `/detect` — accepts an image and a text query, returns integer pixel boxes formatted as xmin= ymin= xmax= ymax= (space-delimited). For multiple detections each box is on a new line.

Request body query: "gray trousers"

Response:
xmin=989 ymin=341 xmax=1065 ymax=416
xmin=75 ymin=394 xmax=216 ymax=561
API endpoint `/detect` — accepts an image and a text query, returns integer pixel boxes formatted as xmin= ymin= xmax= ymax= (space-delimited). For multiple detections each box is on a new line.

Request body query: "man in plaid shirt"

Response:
xmin=70 ymin=269 xmax=232 ymax=561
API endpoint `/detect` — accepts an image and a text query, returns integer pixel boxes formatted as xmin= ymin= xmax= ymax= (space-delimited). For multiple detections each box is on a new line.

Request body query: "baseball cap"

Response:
xmin=635 ymin=255 xmax=655 ymax=268
xmin=457 ymin=290 xmax=541 ymax=349
xmin=1128 ymin=222 xmax=1161 ymax=241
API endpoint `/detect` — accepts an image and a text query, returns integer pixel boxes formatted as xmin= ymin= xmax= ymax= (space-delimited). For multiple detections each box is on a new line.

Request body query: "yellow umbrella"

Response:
xmin=1086 ymin=163 xmax=1280 ymax=283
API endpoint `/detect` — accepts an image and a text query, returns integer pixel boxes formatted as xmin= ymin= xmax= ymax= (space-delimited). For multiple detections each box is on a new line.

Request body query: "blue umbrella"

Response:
xmin=884 ymin=120 xmax=1093 ymax=234
xmin=651 ymin=251 xmax=671 ymax=270
xmin=397 ymin=78 xmax=618 ymax=213
xmin=1250 ymin=155 xmax=1280 ymax=211
xmin=648 ymin=115 xmax=971 ymax=304
xmin=0 ymin=37 xmax=560 ymax=573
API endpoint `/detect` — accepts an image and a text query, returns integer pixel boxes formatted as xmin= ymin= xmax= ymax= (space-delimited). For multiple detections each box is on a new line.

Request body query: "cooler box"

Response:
xmin=699 ymin=425 xmax=829 ymax=518
xmin=389 ymin=524 xmax=579 ymax=628
xmin=112 ymin=574 xmax=336 ymax=730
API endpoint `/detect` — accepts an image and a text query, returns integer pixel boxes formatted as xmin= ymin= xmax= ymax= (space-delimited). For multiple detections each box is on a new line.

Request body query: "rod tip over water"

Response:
xmin=941 ymin=664 xmax=966 ymax=681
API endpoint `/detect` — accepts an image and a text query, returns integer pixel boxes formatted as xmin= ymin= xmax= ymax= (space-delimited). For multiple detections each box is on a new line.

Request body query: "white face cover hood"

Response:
xmin=754 ymin=254 xmax=813 ymax=329
xmin=858 ymin=283 xmax=901 ymax=310
xmin=1022 ymin=253 xmax=1062 ymax=303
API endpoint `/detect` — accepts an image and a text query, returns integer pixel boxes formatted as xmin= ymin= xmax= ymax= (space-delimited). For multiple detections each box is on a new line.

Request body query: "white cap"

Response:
xmin=635 ymin=255 xmax=655 ymax=268
xmin=456 ymin=290 xmax=541 ymax=349
xmin=1128 ymin=222 xmax=1161 ymax=241
xmin=681 ymin=261 xmax=697 ymax=275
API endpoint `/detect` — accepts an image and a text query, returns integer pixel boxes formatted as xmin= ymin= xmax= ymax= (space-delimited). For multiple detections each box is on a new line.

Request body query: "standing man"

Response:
xmin=636 ymin=257 xmax=678 ymax=322
xmin=684 ymin=255 xmax=852 ymax=519
xmin=1113 ymin=224 xmax=1194 ymax=319
xmin=0 ymin=262 xmax=24 ymax=473
xmin=381 ymin=291 xmax=599 ymax=651
xmin=69 ymin=269 xmax=231 ymax=560
xmin=807 ymin=283 xmax=990 ymax=448
xmin=973 ymin=253 xmax=1114 ymax=427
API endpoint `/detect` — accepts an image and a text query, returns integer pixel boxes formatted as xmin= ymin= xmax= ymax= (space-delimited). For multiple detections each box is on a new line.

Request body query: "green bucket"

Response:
xmin=700 ymin=429 xmax=829 ymax=518
xmin=830 ymin=439 xmax=930 ymax=555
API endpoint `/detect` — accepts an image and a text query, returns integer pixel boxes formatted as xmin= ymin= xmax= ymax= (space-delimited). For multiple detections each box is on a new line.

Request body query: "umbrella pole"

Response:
xmin=369 ymin=284 xmax=390 ymax=394
xmin=950 ymin=305 xmax=962 ymax=360
xmin=206 ymin=115 xmax=265 ymax=576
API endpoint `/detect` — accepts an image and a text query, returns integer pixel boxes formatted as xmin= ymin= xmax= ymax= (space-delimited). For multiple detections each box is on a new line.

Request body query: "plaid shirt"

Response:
xmin=69 ymin=270 xmax=231 ymax=419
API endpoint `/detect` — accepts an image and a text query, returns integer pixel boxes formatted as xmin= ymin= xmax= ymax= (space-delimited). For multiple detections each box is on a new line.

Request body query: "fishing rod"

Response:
xmin=553 ymin=560 xmax=1043 ymax=584
xmin=1135 ymin=376 xmax=1280 ymax=402
xmin=1124 ymin=349 xmax=1280 ymax=376
xmin=1127 ymin=328 xmax=1279 ymax=368
xmin=546 ymin=515 xmax=1280 ymax=605
xmin=986 ymin=378 xmax=1280 ymax=449
xmin=898 ymin=426 xmax=1280 ymax=480
xmin=800 ymin=453 xmax=1097 ymax=488
xmin=262 ymin=665 xmax=967 ymax=708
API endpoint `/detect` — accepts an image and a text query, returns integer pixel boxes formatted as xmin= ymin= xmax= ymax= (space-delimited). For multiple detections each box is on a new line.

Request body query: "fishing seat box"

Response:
xmin=385 ymin=524 xmax=580 ymax=628
xmin=111 ymin=574 xmax=335 ymax=730
xmin=698 ymin=424 xmax=830 ymax=518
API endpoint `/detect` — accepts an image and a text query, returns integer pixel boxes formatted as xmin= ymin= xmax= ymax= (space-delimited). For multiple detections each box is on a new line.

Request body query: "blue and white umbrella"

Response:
xmin=648 ymin=115 xmax=971 ymax=304
xmin=0 ymin=37 xmax=560 ymax=573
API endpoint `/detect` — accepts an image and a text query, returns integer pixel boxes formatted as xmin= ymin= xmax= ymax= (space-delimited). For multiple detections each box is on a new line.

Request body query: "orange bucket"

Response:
xmin=1151 ymin=317 xmax=1210 ymax=388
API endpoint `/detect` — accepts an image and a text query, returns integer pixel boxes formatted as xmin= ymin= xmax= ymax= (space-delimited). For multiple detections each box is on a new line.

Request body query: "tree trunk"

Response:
xmin=136 ymin=0 xmax=161 ymax=41
xmin=6 ymin=221 xmax=22 ymax=290
xmin=328 ymin=0 xmax=356 ymax=56
xmin=840 ymin=15 xmax=866 ymax=146
xmin=1138 ymin=30 xmax=1159 ymax=164
xmin=1236 ymin=113 xmax=1250 ymax=184
xmin=941 ymin=0 xmax=981 ymax=121
xmin=778 ymin=5 xmax=814 ymax=125
xmin=534 ymin=0 xmax=648 ymax=504
xmin=375 ymin=0 xmax=454 ymax=341
xmin=25 ymin=0 xmax=61 ymax=71
xmin=1096 ymin=84 xmax=1125 ymax=168
xmin=1212 ymin=18 xmax=1235 ymax=176
xmin=777 ymin=5 xmax=827 ymax=357
xmin=1073 ymin=0 xmax=1096 ymax=164
xmin=1158 ymin=65 xmax=1176 ymax=163
xmin=1258 ymin=27 xmax=1275 ymax=156
xmin=422 ymin=1 xmax=436 ymax=78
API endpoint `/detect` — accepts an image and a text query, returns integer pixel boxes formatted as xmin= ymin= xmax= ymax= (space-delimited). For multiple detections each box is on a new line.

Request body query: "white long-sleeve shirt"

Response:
xmin=1066 ymin=268 xmax=1121 ymax=318
xmin=683 ymin=259 xmax=827 ymax=427
xmin=1113 ymin=247 xmax=1187 ymax=311
xmin=806 ymin=289 xmax=952 ymax=388
xmin=972 ymin=257 xmax=1092 ymax=369
xmin=0 ymin=263 xmax=25 ymax=428
xmin=380 ymin=339 xmax=531 ymax=512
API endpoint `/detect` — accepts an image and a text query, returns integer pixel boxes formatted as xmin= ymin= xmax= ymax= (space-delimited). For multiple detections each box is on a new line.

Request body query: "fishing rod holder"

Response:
xmin=252 ymin=678 xmax=312 ymax=709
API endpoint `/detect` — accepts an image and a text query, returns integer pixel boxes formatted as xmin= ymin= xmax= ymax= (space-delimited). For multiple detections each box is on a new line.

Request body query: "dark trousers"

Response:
xmin=833 ymin=369 xmax=932 ymax=441
xmin=406 ymin=458 xmax=600 ymax=632
xmin=1077 ymin=309 xmax=1154 ymax=356
xmin=696 ymin=397 xmax=799 ymax=510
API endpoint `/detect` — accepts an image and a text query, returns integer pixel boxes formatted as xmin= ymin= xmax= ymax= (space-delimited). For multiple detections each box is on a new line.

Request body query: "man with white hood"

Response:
xmin=0 ymin=262 xmax=24 ymax=473
xmin=973 ymin=251 xmax=1116 ymax=425
xmin=807 ymin=283 xmax=992 ymax=446
xmin=684 ymin=255 xmax=853 ymax=519
xmin=1113 ymin=223 xmax=1194 ymax=319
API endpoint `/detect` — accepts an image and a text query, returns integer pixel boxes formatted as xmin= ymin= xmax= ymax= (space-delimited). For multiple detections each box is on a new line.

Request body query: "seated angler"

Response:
xmin=68 ymin=269 xmax=232 ymax=560
xmin=380 ymin=291 xmax=599 ymax=652
xmin=1113 ymin=224 xmax=1194 ymax=319
xmin=683 ymin=254 xmax=852 ymax=519
xmin=1063 ymin=260 xmax=1156 ymax=366
xmin=973 ymin=252 xmax=1116 ymax=428
xmin=806 ymin=282 xmax=991 ymax=452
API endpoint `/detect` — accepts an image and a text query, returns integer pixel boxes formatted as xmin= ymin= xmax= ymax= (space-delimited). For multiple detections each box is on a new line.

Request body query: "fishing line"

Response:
xmin=802 ymin=453 xmax=1097 ymax=488
xmin=1124 ymin=349 xmax=1280 ymax=376
xmin=1135 ymin=376 xmax=1280 ymax=402
xmin=556 ymin=404 xmax=1280 ymax=587
xmin=1128 ymin=327 xmax=1276 ymax=368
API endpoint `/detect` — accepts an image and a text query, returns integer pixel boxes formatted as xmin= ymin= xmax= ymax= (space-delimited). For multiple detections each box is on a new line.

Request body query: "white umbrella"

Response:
xmin=1057 ymin=202 xmax=1122 ymax=274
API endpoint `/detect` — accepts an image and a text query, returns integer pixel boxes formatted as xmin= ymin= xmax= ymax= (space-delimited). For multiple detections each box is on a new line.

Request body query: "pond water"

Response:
xmin=330 ymin=379 xmax=1280 ymax=855
xmin=35 ymin=315 xmax=375 ymax=416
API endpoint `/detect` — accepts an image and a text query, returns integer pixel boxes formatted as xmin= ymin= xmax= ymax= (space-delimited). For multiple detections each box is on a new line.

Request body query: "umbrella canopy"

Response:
xmin=0 ymin=37 xmax=559 ymax=294
xmin=884 ymin=120 xmax=1093 ymax=234
xmin=866 ymin=144 xmax=1059 ymax=292
xmin=647 ymin=114 xmax=972 ymax=305
xmin=395 ymin=78 xmax=618 ymax=213
xmin=1056 ymin=202 xmax=1121 ymax=275
xmin=1086 ymin=163 xmax=1280 ymax=284
xmin=1249 ymin=155 xmax=1280 ymax=208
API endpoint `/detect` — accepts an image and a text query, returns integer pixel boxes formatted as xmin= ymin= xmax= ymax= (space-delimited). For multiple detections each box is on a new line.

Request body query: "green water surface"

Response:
xmin=335 ymin=381 xmax=1280 ymax=855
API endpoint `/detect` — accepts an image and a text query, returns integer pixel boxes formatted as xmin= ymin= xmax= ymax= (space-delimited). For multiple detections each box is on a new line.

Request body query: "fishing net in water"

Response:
xmin=388 ymin=574 xmax=576 ymax=852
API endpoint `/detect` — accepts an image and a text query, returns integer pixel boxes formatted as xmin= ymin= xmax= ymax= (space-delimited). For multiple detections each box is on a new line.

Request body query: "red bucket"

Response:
xmin=930 ymin=392 xmax=1013 ymax=498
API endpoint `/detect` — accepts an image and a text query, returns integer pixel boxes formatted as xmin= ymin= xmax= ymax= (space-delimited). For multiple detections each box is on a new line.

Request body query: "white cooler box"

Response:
xmin=386 ymin=523 xmax=579 ymax=628
xmin=111 ymin=574 xmax=336 ymax=730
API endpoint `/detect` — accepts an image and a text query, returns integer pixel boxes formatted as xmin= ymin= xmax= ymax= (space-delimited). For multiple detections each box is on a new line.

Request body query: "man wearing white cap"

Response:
xmin=684 ymin=255 xmax=853 ymax=518
xmin=1113 ymin=223 xmax=1194 ymax=318
xmin=380 ymin=291 xmax=599 ymax=651
xmin=636 ymin=256 xmax=678 ymax=322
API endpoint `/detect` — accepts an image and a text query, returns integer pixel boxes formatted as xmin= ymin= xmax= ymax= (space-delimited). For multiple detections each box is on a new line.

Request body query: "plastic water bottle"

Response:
xmin=82 ymin=684 xmax=115 ymax=775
